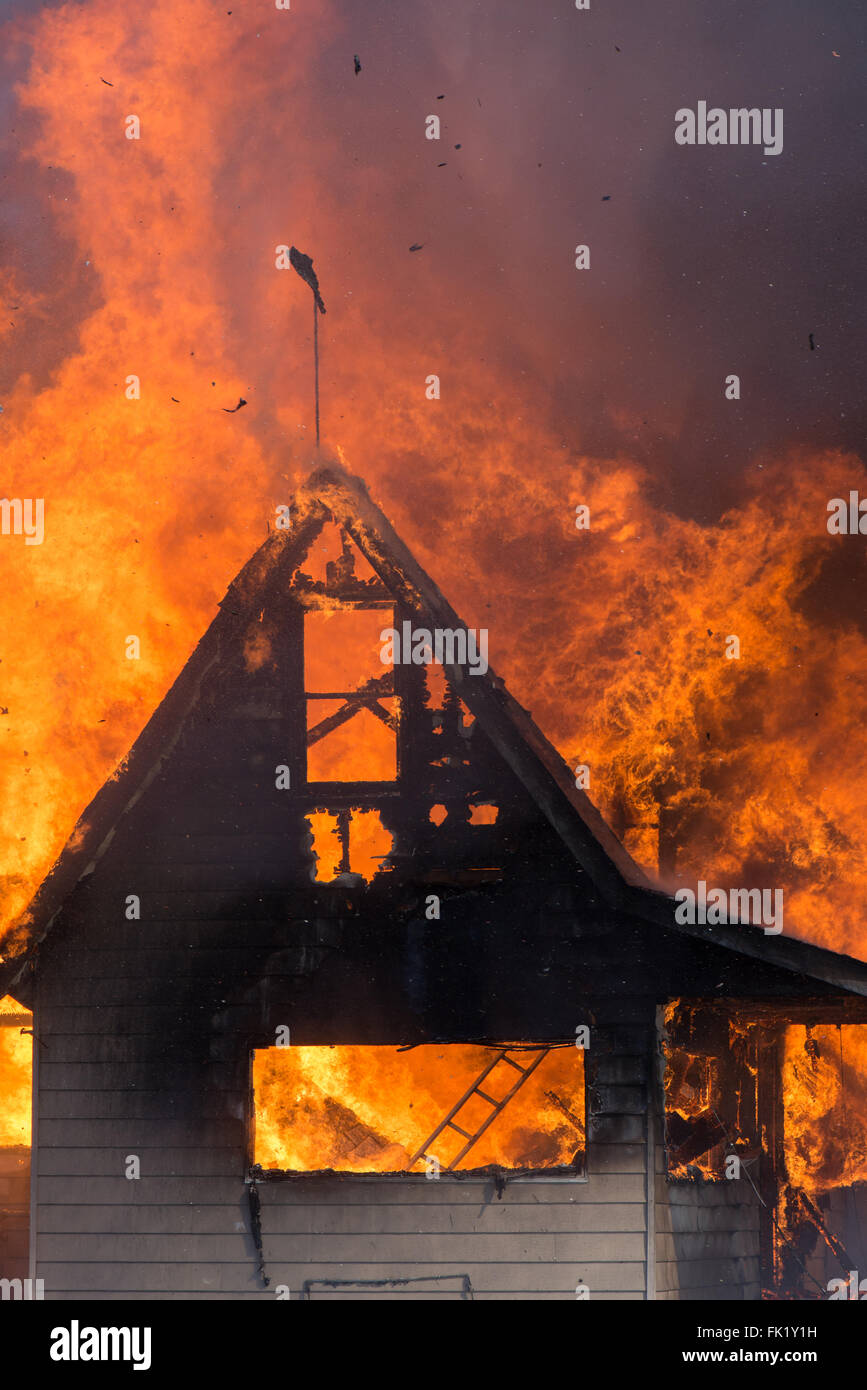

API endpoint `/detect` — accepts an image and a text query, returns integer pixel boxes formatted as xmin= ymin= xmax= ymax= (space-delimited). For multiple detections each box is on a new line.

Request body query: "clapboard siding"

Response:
xmin=37 ymin=1288 xmax=648 ymax=1301
xmin=589 ymin=1116 xmax=644 ymax=1143
xmin=32 ymin=926 xmax=762 ymax=1301
xmin=240 ymin=1015 xmax=653 ymax=1300
xmin=37 ymin=1260 xmax=647 ymax=1295
xmin=38 ymin=1201 xmax=643 ymax=1235
xmin=654 ymin=1174 xmax=761 ymax=1299
xmin=0 ymin=1146 xmax=30 ymax=1283
xmin=33 ymin=725 xmax=659 ymax=1304
xmin=39 ymin=1091 xmax=239 ymax=1120
xmin=37 ymin=1122 xmax=245 ymax=1149
xmin=37 ymin=1147 xmax=245 ymax=1177
xmin=33 ymin=947 xmax=656 ymax=1298
xmin=39 ymin=1231 xmax=646 ymax=1263
xmin=657 ymin=1230 xmax=759 ymax=1260
xmin=36 ymin=1174 xmax=639 ymax=1205
xmin=38 ymin=1063 xmax=243 ymax=1092
xmin=37 ymin=1177 xmax=255 ymax=1205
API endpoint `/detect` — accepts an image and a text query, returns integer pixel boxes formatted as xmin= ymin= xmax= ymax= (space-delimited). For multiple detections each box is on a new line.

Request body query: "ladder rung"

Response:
xmin=475 ymin=1090 xmax=498 ymax=1105
xmin=500 ymin=1056 xmax=528 ymax=1073
xmin=446 ymin=1122 xmax=473 ymax=1139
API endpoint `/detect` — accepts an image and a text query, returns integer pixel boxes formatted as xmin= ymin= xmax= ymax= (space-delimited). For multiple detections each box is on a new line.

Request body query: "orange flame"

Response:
xmin=0 ymin=0 xmax=866 ymax=973
xmin=0 ymin=996 xmax=32 ymax=1147
xmin=783 ymin=1025 xmax=867 ymax=1194
xmin=253 ymin=1045 xmax=584 ymax=1172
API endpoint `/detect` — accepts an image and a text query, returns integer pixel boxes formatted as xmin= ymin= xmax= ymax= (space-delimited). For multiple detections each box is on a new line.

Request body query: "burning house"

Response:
xmin=1 ymin=461 xmax=866 ymax=1301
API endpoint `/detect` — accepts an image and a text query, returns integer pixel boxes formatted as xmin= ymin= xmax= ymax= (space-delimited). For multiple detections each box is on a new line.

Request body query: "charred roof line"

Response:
xmin=2 ymin=457 xmax=867 ymax=1002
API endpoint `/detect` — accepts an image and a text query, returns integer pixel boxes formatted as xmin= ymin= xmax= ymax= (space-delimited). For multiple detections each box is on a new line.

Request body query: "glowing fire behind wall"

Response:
xmin=0 ymin=996 xmax=32 ymax=1148
xmin=783 ymin=1025 xmax=867 ymax=1195
xmin=252 ymin=1045 xmax=585 ymax=1173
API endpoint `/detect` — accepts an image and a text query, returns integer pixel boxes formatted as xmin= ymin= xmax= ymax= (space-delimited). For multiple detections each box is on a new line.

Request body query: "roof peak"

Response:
xmin=3 ymin=458 xmax=866 ymax=1002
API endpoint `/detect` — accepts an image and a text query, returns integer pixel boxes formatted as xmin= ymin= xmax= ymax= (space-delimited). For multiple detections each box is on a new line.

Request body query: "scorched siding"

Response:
xmin=32 ymin=929 xmax=655 ymax=1298
xmin=258 ymin=1179 xmax=645 ymax=1300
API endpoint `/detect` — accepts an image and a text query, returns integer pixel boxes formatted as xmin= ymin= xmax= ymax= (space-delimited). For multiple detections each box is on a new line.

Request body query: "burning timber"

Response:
xmin=1 ymin=460 xmax=867 ymax=1300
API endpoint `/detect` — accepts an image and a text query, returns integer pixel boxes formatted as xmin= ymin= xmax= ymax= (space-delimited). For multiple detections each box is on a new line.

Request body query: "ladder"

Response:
xmin=407 ymin=1047 xmax=551 ymax=1171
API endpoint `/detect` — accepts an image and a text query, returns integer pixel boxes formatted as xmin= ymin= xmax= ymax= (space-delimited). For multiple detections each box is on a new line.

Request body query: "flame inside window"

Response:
xmin=304 ymin=608 xmax=397 ymax=783
xmin=304 ymin=609 xmax=391 ymax=693
xmin=783 ymin=1024 xmax=867 ymax=1194
xmin=662 ymin=1000 xmax=761 ymax=1180
xmin=307 ymin=808 xmax=392 ymax=882
xmin=0 ymin=995 xmax=31 ymax=1284
xmin=306 ymin=700 xmax=397 ymax=782
xmin=0 ymin=995 xmax=32 ymax=1148
xmin=252 ymin=1044 xmax=585 ymax=1174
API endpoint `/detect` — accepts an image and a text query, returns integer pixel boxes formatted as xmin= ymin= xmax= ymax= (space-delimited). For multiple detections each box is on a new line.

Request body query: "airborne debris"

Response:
xmin=809 ymin=333 xmax=816 ymax=351
xmin=171 ymin=397 xmax=179 ymax=403
xmin=409 ymin=243 xmax=424 ymax=252
xmin=222 ymin=398 xmax=247 ymax=413
xmin=100 ymin=77 xmax=114 ymax=86
xmin=354 ymin=55 xmax=361 ymax=74
xmin=602 ymin=195 xmax=611 ymax=200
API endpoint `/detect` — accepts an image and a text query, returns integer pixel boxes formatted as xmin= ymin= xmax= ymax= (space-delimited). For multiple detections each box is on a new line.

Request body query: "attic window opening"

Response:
xmin=307 ymin=809 xmax=392 ymax=883
xmin=296 ymin=522 xmax=379 ymax=587
xmin=304 ymin=608 xmax=397 ymax=783
xmin=307 ymin=700 xmax=397 ymax=782
xmin=251 ymin=1044 xmax=585 ymax=1175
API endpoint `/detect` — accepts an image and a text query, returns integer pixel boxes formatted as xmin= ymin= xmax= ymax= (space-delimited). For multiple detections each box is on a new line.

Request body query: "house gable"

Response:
xmin=3 ymin=459 xmax=867 ymax=1008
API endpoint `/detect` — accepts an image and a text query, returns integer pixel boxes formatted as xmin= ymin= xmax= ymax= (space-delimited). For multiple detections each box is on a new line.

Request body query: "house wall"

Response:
xmin=257 ymin=1019 xmax=651 ymax=1301
xmin=27 ymin=637 xmax=666 ymax=1302
xmin=0 ymin=1145 xmax=30 ymax=1286
xmin=30 ymin=906 xmax=788 ymax=1302
xmin=28 ymin=829 xmax=785 ymax=1303
xmin=31 ymin=891 xmax=656 ymax=1302
xmin=651 ymin=1065 xmax=763 ymax=1300
xmin=654 ymin=1175 xmax=762 ymax=1300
